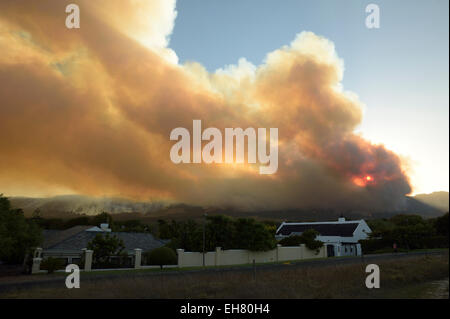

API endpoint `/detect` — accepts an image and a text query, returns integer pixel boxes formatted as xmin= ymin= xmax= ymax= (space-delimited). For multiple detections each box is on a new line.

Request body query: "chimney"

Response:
xmin=100 ymin=223 xmax=112 ymax=232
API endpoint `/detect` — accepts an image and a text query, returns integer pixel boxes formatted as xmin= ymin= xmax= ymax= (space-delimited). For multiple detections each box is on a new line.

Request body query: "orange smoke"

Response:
xmin=0 ymin=0 xmax=411 ymax=211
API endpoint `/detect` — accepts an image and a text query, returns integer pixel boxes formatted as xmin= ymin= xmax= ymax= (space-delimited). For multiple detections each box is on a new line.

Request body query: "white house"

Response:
xmin=275 ymin=217 xmax=372 ymax=257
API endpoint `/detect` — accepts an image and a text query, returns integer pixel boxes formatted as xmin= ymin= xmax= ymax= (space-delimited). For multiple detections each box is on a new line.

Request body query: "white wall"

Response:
xmin=177 ymin=244 xmax=327 ymax=268
xmin=353 ymin=220 xmax=372 ymax=241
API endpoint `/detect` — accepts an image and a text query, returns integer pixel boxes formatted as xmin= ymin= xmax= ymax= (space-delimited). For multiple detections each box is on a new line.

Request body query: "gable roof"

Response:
xmin=276 ymin=222 xmax=360 ymax=237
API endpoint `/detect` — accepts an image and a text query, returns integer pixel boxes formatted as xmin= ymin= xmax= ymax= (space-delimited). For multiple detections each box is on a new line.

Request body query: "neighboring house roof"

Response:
xmin=43 ymin=226 xmax=92 ymax=249
xmin=276 ymin=222 xmax=359 ymax=237
xmin=43 ymin=226 xmax=166 ymax=253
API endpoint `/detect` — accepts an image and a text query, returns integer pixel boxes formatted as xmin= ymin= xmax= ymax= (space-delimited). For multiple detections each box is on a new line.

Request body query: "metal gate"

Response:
xmin=326 ymin=244 xmax=335 ymax=257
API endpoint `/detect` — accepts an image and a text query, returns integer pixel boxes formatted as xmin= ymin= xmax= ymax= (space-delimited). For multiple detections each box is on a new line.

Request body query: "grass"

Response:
xmin=26 ymin=255 xmax=332 ymax=277
xmin=367 ymin=248 xmax=448 ymax=255
xmin=29 ymin=248 xmax=447 ymax=277
xmin=1 ymin=253 xmax=448 ymax=299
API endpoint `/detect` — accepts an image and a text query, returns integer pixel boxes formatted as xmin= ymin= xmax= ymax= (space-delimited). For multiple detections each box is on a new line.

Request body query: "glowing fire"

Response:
xmin=353 ymin=175 xmax=375 ymax=187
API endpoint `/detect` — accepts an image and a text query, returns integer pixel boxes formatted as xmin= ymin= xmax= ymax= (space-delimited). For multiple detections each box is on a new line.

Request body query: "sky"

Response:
xmin=0 ymin=0 xmax=447 ymax=212
xmin=170 ymin=0 xmax=449 ymax=195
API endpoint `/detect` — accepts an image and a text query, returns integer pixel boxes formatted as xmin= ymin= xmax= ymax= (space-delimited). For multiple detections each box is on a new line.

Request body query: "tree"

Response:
xmin=233 ymin=218 xmax=277 ymax=252
xmin=278 ymin=229 xmax=323 ymax=253
xmin=279 ymin=235 xmax=303 ymax=246
xmin=434 ymin=212 xmax=449 ymax=238
xmin=114 ymin=219 xmax=148 ymax=233
xmin=205 ymin=215 xmax=235 ymax=250
xmin=64 ymin=216 xmax=91 ymax=229
xmin=0 ymin=195 xmax=42 ymax=264
xmin=299 ymin=229 xmax=323 ymax=252
xmin=31 ymin=208 xmax=43 ymax=223
xmin=390 ymin=214 xmax=425 ymax=227
xmin=173 ymin=220 xmax=202 ymax=252
xmin=157 ymin=219 xmax=174 ymax=239
xmin=87 ymin=233 xmax=125 ymax=267
xmin=163 ymin=216 xmax=277 ymax=252
xmin=360 ymin=214 xmax=445 ymax=253
xmin=144 ymin=247 xmax=177 ymax=269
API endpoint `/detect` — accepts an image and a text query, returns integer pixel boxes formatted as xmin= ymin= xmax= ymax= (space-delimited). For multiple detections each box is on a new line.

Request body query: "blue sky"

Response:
xmin=170 ymin=0 xmax=449 ymax=194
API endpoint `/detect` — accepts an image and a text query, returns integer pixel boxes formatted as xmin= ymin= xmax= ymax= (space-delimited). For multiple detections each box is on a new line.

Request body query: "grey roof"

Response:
xmin=43 ymin=226 xmax=92 ymax=249
xmin=276 ymin=223 xmax=359 ymax=237
xmin=44 ymin=227 xmax=166 ymax=252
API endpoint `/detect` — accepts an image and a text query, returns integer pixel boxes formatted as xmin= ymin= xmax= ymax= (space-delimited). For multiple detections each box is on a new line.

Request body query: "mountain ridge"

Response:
xmin=7 ymin=191 xmax=448 ymax=221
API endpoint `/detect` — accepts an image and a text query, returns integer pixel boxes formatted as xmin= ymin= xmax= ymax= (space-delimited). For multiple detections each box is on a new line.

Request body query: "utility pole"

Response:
xmin=203 ymin=212 xmax=207 ymax=267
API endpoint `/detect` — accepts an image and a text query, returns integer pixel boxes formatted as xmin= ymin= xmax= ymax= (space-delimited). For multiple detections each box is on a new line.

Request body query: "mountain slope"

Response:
xmin=8 ymin=192 xmax=448 ymax=221
xmin=412 ymin=191 xmax=449 ymax=212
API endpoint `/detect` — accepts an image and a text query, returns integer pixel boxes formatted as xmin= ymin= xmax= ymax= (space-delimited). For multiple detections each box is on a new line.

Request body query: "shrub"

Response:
xmin=300 ymin=229 xmax=323 ymax=252
xmin=144 ymin=247 xmax=177 ymax=269
xmin=40 ymin=257 xmax=64 ymax=274
xmin=279 ymin=235 xmax=303 ymax=246
xmin=279 ymin=229 xmax=323 ymax=253
xmin=87 ymin=233 xmax=125 ymax=268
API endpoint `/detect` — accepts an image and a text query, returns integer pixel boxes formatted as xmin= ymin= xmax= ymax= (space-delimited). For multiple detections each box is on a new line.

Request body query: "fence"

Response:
xmin=31 ymin=244 xmax=327 ymax=273
xmin=32 ymin=248 xmax=144 ymax=274
xmin=177 ymin=244 xmax=327 ymax=268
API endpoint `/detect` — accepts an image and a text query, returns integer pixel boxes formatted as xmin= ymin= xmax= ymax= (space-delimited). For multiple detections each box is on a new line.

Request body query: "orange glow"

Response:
xmin=353 ymin=175 xmax=375 ymax=187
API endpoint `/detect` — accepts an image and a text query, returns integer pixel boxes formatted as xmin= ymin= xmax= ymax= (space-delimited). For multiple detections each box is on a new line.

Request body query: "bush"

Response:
xmin=40 ymin=257 xmax=64 ymax=274
xmin=300 ymin=229 xmax=323 ymax=253
xmin=360 ymin=215 xmax=449 ymax=254
xmin=279 ymin=235 xmax=303 ymax=246
xmin=144 ymin=247 xmax=177 ymax=269
xmin=87 ymin=233 xmax=125 ymax=268
xmin=279 ymin=229 xmax=323 ymax=253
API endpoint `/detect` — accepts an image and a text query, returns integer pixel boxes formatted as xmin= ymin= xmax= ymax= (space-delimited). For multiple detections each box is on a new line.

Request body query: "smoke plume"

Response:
xmin=0 ymin=0 xmax=411 ymax=211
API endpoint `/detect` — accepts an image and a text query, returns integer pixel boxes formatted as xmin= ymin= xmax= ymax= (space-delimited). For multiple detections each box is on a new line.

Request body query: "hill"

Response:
xmin=412 ymin=191 xmax=449 ymax=212
xmin=8 ymin=192 xmax=448 ymax=222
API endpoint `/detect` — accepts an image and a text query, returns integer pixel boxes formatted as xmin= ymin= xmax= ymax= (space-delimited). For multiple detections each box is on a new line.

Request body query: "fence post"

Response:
xmin=85 ymin=250 xmax=93 ymax=272
xmin=34 ymin=247 xmax=43 ymax=259
xmin=300 ymin=244 xmax=305 ymax=259
xmin=134 ymin=248 xmax=142 ymax=269
xmin=176 ymin=249 xmax=184 ymax=268
xmin=31 ymin=247 xmax=43 ymax=274
xmin=31 ymin=257 xmax=42 ymax=274
xmin=276 ymin=244 xmax=281 ymax=262
xmin=215 ymin=247 xmax=221 ymax=266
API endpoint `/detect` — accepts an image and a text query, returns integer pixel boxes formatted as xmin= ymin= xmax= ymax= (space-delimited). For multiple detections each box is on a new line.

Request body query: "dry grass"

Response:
xmin=1 ymin=254 xmax=448 ymax=299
